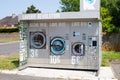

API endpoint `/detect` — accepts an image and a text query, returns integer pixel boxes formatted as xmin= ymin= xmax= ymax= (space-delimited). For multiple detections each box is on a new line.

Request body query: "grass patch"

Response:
xmin=0 ymin=54 xmax=19 ymax=70
xmin=102 ymin=51 xmax=120 ymax=66
xmin=0 ymin=38 xmax=19 ymax=43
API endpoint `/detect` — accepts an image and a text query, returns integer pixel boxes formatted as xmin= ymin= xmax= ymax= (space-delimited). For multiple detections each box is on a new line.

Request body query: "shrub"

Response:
xmin=0 ymin=28 xmax=19 ymax=33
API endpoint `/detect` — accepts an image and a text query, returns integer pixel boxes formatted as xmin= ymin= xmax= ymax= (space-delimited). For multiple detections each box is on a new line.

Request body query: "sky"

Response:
xmin=0 ymin=0 xmax=60 ymax=19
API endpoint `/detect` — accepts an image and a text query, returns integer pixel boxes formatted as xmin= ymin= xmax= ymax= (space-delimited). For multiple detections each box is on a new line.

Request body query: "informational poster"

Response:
xmin=19 ymin=22 xmax=28 ymax=66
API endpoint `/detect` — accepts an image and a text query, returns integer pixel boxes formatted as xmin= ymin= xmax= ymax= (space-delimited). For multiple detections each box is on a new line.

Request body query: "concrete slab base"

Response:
xmin=0 ymin=67 xmax=118 ymax=80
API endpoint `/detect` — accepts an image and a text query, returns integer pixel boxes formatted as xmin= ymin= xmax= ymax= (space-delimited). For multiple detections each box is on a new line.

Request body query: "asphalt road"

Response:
xmin=0 ymin=42 xmax=19 ymax=55
xmin=0 ymin=73 xmax=64 ymax=80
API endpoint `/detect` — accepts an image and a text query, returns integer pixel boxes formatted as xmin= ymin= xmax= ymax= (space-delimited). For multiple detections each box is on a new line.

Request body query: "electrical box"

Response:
xmin=19 ymin=0 xmax=102 ymax=72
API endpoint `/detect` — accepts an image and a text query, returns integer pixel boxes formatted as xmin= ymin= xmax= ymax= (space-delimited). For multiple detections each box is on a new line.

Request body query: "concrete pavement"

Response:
xmin=111 ymin=61 xmax=120 ymax=80
xmin=0 ymin=73 xmax=63 ymax=80
xmin=0 ymin=67 xmax=118 ymax=80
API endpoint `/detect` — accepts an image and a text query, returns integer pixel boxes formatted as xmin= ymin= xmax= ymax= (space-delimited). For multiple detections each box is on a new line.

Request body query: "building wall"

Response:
xmin=0 ymin=24 xmax=18 ymax=28
xmin=0 ymin=24 xmax=2 ymax=28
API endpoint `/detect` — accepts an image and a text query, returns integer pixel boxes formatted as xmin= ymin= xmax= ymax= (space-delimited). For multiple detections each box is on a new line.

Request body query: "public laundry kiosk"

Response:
xmin=19 ymin=0 xmax=102 ymax=72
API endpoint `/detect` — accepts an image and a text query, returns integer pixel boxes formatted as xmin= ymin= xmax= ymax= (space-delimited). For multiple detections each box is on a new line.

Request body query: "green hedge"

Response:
xmin=0 ymin=28 xmax=19 ymax=33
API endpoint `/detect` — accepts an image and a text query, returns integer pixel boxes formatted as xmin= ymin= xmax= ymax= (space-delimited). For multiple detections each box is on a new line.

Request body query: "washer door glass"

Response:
xmin=31 ymin=32 xmax=46 ymax=49
xmin=72 ymin=42 xmax=85 ymax=56
xmin=51 ymin=37 xmax=65 ymax=55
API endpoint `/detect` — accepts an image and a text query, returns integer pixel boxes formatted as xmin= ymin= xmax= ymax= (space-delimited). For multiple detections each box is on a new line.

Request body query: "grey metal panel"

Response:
xmin=28 ymin=22 xmax=49 ymax=64
xmin=18 ymin=12 xmax=100 ymax=21
xmin=27 ymin=63 xmax=96 ymax=70
xmin=98 ymin=22 xmax=102 ymax=68
xmin=49 ymin=22 xmax=70 ymax=65
xmin=28 ymin=58 xmax=49 ymax=64
xmin=70 ymin=21 xmax=99 ymax=68
xmin=19 ymin=20 xmax=101 ymax=71
xmin=60 ymin=11 xmax=100 ymax=19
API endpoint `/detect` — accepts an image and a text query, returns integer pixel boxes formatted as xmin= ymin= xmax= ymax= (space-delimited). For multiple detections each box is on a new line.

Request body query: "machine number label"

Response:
xmin=50 ymin=56 xmax=60 ymax=64
xmin=71 ymin=56 xmax=81 ymax=65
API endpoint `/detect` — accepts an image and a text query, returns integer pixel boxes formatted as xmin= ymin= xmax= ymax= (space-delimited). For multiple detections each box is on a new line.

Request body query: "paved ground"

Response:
xmin=0 ymin=42 xmax=19 ymax=55
xmin=111 ymin=61 xmax=120 ymax=80
xmin=0 ymin=73 xmax=64 ymax=80
xmin=0 ymin=67 xmax=117 ymax=80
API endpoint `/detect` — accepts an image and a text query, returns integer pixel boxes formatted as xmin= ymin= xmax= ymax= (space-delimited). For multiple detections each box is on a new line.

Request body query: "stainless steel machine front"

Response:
xmin=19 ymin=0 xmax=101 ymax=73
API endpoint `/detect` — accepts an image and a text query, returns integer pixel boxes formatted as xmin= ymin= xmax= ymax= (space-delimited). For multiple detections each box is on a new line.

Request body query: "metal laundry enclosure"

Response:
xmin=19 ymin=0 xmax=102 ymax=72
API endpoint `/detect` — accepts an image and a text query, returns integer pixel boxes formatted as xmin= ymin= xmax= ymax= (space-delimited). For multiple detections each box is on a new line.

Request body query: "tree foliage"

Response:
xmin=101 ymin=7 xmax=115 ymax=32
xmin=56 ymin=9 xmax=60 ymax=13
xmin=26 ymin=5 xmax=41 ymax=13
xmin=60 ymin=0 xmax=79 ymax=12
xmin=101 ymin=0 xmax=120 ymax=31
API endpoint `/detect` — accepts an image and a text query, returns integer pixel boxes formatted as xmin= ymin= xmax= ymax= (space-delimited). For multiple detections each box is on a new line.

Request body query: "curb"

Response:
xmin=0 ymin=41 xmax=19 ymax=45
xmin=0 ymin=69 xmax=18 ymax=75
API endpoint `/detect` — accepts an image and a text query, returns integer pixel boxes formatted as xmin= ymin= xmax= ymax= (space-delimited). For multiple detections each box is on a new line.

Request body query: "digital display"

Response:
xmin=73 ymin=32 xmax=80 ymax=36
xmin=92 ymin=41 xmax=97 ymax=46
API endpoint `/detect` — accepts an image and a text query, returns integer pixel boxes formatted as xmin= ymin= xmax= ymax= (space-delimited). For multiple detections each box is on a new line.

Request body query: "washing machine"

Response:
xmin=48 ymin=22 xmax=70 ymax=66
xmin=30 ymin=31 xmax=46 ymax=49
xmin=72 ymin=42 xmax=85 ymax=56
xmin=70 ymin=21 xmax=99 ymax=70
xmin=28 ymin=22 xmax=49 ymax=64
xmin=50 ymin=37 xmax=66 ymax=55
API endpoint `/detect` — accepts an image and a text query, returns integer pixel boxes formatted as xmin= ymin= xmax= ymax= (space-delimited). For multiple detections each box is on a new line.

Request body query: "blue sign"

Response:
xmin=88 ymin=0 xmax=94 ymax=4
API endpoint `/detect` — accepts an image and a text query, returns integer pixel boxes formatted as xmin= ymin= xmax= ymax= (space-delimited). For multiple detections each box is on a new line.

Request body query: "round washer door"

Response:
xmin=50 ymin=37 xmax=66 ymax=55
xmin=72 ymin=42 xmax=85 ymax=56
xmin=31 ymin=32 xmax=46 ymax=49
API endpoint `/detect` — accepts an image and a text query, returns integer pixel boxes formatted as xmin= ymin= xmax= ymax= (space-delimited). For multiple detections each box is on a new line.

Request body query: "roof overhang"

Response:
xmin=18 ymin=11 xmax=100 ymax=22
